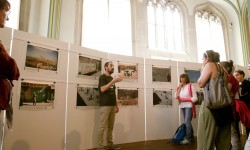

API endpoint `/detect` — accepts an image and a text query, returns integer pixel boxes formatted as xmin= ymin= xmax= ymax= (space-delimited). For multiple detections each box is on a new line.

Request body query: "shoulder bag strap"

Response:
xmin=188 ymin=83 xmax=192 ymax=97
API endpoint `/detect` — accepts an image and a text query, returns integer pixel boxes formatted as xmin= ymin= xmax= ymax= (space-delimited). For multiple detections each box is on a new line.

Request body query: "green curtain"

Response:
xmin=48 ymin=0 xmax=62 ymax=39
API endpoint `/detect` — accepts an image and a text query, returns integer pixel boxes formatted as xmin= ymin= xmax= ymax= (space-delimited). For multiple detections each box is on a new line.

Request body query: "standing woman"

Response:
xmin=0 ymin=0 xmax=20 ymax=128
xmin=175 ymin=73 xmax=197 ymax=144
xmin=220 ymin=60 xmax=240 ymax=150
xmin=197 ymin=50 xmax=231 ymax=150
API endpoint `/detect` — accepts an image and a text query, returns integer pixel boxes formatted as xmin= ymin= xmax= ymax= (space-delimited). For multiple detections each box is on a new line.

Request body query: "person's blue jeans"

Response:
xmin=181 ymin=107 xmax=193 ymax=141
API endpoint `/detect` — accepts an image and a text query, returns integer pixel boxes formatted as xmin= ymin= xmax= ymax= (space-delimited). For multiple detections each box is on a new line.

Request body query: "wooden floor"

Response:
xmin=113 ymin=139 xmax=196 ymax=150
xmin=91 ymin=135 xmax=247 ymax=150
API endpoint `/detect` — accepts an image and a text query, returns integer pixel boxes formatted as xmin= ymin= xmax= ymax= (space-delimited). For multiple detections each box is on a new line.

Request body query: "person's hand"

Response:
xmin=178 ymin=83 xmax=183 ymax=90
xmin=113 ymin=76 xmax=123 ymax=83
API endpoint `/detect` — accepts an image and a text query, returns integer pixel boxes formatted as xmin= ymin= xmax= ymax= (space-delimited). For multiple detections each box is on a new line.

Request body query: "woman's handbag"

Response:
xmin=203 ymin=63 xmax=232 ymax=109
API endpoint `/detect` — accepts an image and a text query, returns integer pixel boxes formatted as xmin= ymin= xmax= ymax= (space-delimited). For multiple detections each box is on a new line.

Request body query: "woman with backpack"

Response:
xmin=175 ymin=73 xmax=198 ymax=144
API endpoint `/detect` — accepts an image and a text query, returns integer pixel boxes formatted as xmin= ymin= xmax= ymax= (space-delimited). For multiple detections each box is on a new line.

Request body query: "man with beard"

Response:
xmin=97 ymin=61 xmax=122 ymax=150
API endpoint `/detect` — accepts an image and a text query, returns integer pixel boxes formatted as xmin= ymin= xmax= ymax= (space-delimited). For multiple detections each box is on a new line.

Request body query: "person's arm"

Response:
xmin=191 ymin=85 xmax=198 ymax=102
xmin=100 ymin=76 xmax=122 ymax=93
xmin=179 ymin=85 xmax=198 ymax=103
xmin=197 ymin=63 xmax=213 ymax=88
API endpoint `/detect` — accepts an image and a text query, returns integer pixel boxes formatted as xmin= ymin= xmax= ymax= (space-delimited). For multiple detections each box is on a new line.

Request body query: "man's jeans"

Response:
xmin=181 ymin=108 xmax=193 ymax=141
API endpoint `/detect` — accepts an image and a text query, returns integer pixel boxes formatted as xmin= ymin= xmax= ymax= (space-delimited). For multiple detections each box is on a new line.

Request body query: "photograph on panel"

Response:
xmin=19 ymin=81 xmax=55 ymax=110
xmin=195 ymin=90 xmax=204 ymax=105
xmin=25 ymin=44 xmax=58 ymax=71
xmin=184 ymin=69 xmax=201 ymax=83
xmin=76 ymin=85 xmax=99 ymax=107
xmin=117 ymin=88 xmax=138 ymax=106
xmin=78 ymin=55 xmax=102 ymax=78
xmin=153 ymin=89 xmax=172 ymax=106
xmin=117 ymin=62 xmax=138 ymax=81
xmin=152 ymin=66 xmax=171 ymax=82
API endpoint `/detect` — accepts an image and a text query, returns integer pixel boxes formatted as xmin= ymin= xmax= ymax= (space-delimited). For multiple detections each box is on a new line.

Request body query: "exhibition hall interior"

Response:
xmin=0 ymin=0 xmax=250 ymax=149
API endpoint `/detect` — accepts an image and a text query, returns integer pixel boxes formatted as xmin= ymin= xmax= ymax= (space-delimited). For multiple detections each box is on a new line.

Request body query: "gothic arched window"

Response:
xmin=147 ymin=0 xmax=184 ymax=52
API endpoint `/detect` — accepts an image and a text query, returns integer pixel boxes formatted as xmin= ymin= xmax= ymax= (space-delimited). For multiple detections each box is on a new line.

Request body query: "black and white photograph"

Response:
xmin=117 ymin=63 xmax=138 ymax=81
xmin=153 ymin=89 xmax=172 ymax=106
xmin=117 ymin=89 xmax=138 ymax=106
xmin=184 ymin=69 xmax=201 ymax=83
xmin=78 ymin=55 xmax=102 ymax=78
xmin=195 ymin=90 xmax=204 ymax=105
xmin=76 ymin=86 xmax=99 ymax=107
xmin=152 ymin=66 xmax=171 ymax=82
xmin=19 ymin=81 xmax=55 ymax=110
xmin=25 ymin=44 xmax=58 ymax=71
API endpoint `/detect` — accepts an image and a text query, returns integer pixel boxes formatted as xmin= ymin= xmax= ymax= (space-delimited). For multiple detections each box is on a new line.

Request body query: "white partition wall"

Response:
xmin=108 ymin=53 xmax=145 ymax=144
xmin=2 ymin=28 xmax=244 ymax=149
xmin=5 ymin=30 xmax=69 ymax=150
xmin=145 ymin=58 xmax=179 ymax=140
xmin=0 ymin=27 xmax=12 ymax=54
xmin=177 ymin=61 xmax=202 ymax=136
xmin=11 ymin=30 xmax=69 ymax=82
xmin=66 ymin=44 xmax=109 ymax=149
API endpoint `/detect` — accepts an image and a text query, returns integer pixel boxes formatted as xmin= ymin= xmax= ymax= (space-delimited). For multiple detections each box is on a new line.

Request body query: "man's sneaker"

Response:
xmin=179 ymin=139 xmax=190 ymax=145
xmin=105 ymin=144 xmax=121 ymax=150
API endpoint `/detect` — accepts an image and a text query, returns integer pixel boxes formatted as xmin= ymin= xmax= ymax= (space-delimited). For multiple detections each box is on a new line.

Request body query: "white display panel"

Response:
xmin=145 ymin=88 xmax=179 ymax=140
xmin=0 ymin=27 xmax=12 ymax=54
xmin=108 ymin=53 xmax=144 ymax=88
xmin=144 ymin=58 xmax=179 ymax=140
xmin=11 ymin=30 xmax=69 ymax=82
xmin=114 ymin=88 xmax=145 ymax=144
xmin=5 ymin=81 xmax=67 ymax=150
xmin=145 ymin=58 xmax=178 ymax=88
xmin=68 ymin=44 xmax=109 ymax=85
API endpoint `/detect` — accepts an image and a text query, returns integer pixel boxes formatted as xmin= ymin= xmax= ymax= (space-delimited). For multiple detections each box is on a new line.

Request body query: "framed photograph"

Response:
xmin=153 ymin=89 xmax=172 ymax=106
xmin=152 ymin=66 xmax=171 ymax=82
xmin=184 ymin=69 xmax=201 ymax=83
xmin=117 ymin=62 xmax=138 ymax=81
xmin=78 ymin=55 xmax=102 ymax=78
xmin=25 ymin=44 xmax=58 ymax=71
xmin=195 ymin=90 xmax=204 ymax=105
xmin=117 ymin=88 xmax=138 ymax=106
xmin=19 ymin=81 xmax=55 ymax=110
xmin=76 ymin=85 xmax=99 ymax=107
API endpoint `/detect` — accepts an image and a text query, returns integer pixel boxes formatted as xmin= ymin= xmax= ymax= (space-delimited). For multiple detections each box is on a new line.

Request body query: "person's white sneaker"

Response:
xmin=179 ymin=139 xmax=190 ymax=145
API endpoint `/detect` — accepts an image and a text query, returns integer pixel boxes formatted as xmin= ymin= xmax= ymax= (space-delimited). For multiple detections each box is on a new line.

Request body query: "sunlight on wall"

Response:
xmin=195 ymin=11 xmax=226 ymax=62
xmin=82 ymin=0 xmax=132 ymax=56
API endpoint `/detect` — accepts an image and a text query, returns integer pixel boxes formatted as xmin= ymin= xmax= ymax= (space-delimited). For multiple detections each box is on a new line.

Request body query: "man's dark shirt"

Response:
xmin=240 ymin=79 xmax=250 ymax=108
xmin=98 ymin=74 xmax=116 ymax=106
